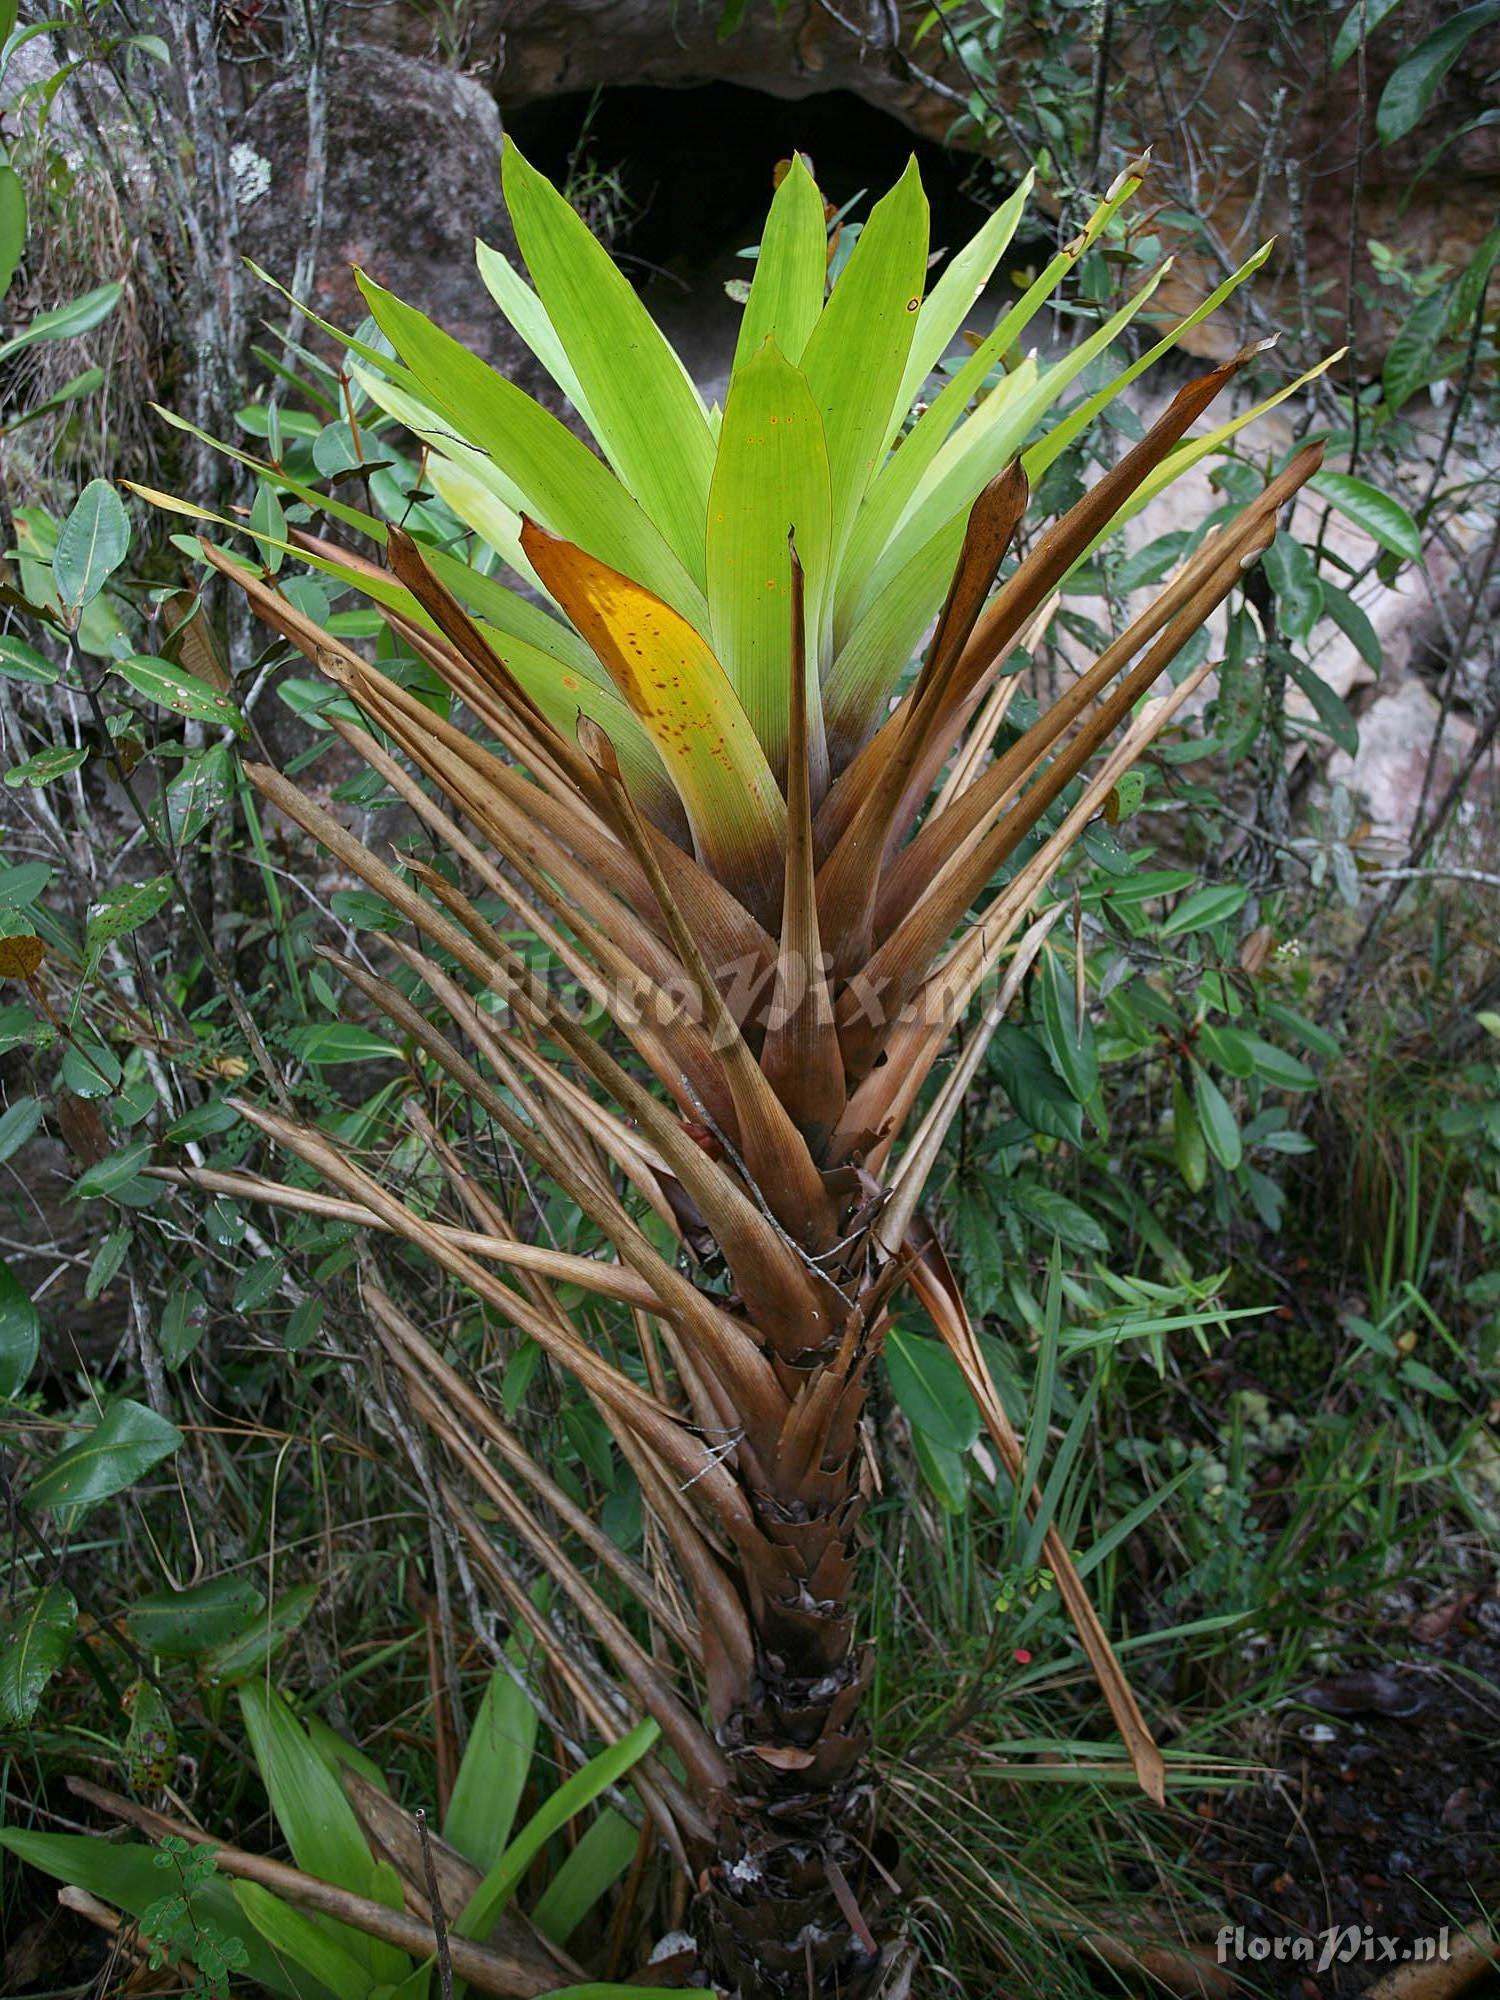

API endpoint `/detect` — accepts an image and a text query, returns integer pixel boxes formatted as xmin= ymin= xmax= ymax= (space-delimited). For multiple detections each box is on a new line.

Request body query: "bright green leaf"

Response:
xmin=444 ymin=1663 xmax=538 ymax=1868
xmin=707 ymin=338 xmax=831 ymax=780
xmin=53 ymin=479 xmax=129 ymax=610
xmin=1310 ymin=472 xmax=1422 ymax=564
xmin=1375 ymin=2 xmax=1500 ymax=144
xmin=501 ymin=137 xmax=714 ymax=586
xmin=732 ymin=154 xmax=828 ymax=372
xmin=800 ymin=157 xmax=929 ymax=573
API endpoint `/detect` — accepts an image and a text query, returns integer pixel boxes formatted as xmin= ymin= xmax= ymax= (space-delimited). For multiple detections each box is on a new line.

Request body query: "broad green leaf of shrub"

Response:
xmin=286 ymin=1022 xmax=402 ymax=1065
xmin=5 ymin=744 xmax=87 ymax=788
xmin=1322 ymin=584 xmax=1382 ymax=667
xmin=71 ymin=1140 xmax=154 ymax=1200
xmin=0 ymin=861 xmax=51 ymax=910
xmin=27 ymin=1400 xmax=181 ymax=1514
xmin=0 ymin=1096 xmax=42 ymax=1168
xmin=0 ymin=161 xmax=25 ymax=298
xmin=53 ymin=479 xmax=130 ymax=611
xmin=1262 ymin=530 xmax=1323 ymax=641
xmin=1191 ymin=1065 xmax=1242 ymax=1171
xmin=1331 ymin=0 xmax=1404 ymax=70
xmin=1173 ymin=1075 xmax=1208 ymax=1192
xmin=1383 ymin=290 xmax=1449 ymax=412
xmin=1375 ymin=1 xmax=1500 ymax=143
xmin=0 ymin=1256 xmax=40 ymax=1397
xmin=84 ymin=874 xmax=174 ymax=964
xmin=127 ymin=1574 xmax=266 ymax=1658
xmin=1038 ymin=947 xmax=1099 ymax=1105
xmin=199 ymin=1581 xmax=318 ymax=1685
xmin=1159 ymin=884 xmax=1247 ymax=937
xmin=0 ymin=1584 xmax=75 ymax=1725
xmin=989 ymin=1025 xmax=1084 ymax=1145
xmin=0 ymin=634 xmax=61 ymax=685
xmin=886 ymin=1325 xmax=981 ymax=1453
xmin=0 ymin=279 xmax=122 ymax=365
xmin=1008 ymin=1183 xmax=1110 ymax=1256
xmin=112 ymin=654 xmax=245 ymax=734
xmin=1310 ymin=472 xmax=1422 ymax=564
xmin=1283 ymin=652 xmax=1359 ymax=756
xmin=912 ymin=1427 xmax=971 ymax=1512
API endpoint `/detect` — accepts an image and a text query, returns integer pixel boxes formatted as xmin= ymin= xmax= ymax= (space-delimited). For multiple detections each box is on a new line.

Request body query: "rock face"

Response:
xmin=365 ymin=0 xmax=1499 ymax=365
xmin=1128 ymin=4 xmax=1500 ymax=360
xmin=234 ymin=8 xmax=1499 ymax=375
xmin=1326 ymin=677 xmax=1478 ymax=849
xmin=235 ymin=48 xmax=546 ymax=389
xmin=373 ymin=0 xmax=958 ymax=141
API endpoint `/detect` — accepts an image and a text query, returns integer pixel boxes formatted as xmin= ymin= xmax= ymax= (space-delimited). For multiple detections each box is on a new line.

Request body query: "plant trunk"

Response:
xmin=697 ymin=1347 xmax=901 ymax=1997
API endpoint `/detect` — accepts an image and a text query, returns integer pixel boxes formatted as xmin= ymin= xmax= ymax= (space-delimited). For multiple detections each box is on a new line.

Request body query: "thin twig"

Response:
xmin=415 ymin=1808 xmax=455 ymax=2000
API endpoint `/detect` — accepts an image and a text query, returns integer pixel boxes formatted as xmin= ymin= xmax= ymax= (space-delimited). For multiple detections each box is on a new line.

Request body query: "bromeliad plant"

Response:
xmin=136 ymin=146 xmax=1324 ymax=1995
xmin=7 ymin=1666 xmax=696 ymax=1999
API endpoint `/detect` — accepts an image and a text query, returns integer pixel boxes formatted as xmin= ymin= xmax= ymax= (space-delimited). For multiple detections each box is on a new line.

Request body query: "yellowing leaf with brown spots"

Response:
xmin=522 ymin=521 xmax=786 ymax=925
xmin=0 ymin=934 xmax=44 ymax=980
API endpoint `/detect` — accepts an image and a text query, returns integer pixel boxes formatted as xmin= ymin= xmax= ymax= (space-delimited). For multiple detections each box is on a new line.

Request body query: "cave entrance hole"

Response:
xmin=503 ymin=82 xmax=1033 ymax=400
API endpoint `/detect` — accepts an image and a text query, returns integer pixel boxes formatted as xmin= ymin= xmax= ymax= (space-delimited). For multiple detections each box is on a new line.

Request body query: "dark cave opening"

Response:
xmin=504 ymin=81 xmax=1001 ymax=270
xmin=503 ymin=82 xmax=1031 ymax=397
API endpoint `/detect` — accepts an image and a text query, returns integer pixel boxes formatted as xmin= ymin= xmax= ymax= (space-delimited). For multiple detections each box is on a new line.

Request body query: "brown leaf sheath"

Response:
xmin=812 ymin=345 xmax=1265 ymax=866
xmin=836 ymin=447 xmax=1323 ymax=1083
xmin=244 ymin=761 xmax=821 ymax=1349
xmin=813 ymin=466 xmax=1029 ymax=979
xmin=874 ymin=442 xmax=1325 ymax=940
xmin=579 ymin=714 xmax=839 ymax=1252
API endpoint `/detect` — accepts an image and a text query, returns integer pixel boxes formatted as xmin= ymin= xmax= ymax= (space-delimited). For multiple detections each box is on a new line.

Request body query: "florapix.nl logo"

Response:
xmin=1216 ymin=1926 xmax=1452 ymax=1973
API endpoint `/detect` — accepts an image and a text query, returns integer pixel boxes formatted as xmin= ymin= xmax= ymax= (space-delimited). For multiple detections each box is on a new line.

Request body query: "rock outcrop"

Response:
xmin=234 ymin=47 xmax=548 ymax=393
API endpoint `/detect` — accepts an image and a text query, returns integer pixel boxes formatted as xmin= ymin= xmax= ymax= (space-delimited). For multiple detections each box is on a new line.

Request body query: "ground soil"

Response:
xmin=1191 ymin=1600 xmax=1500 ymax=1999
